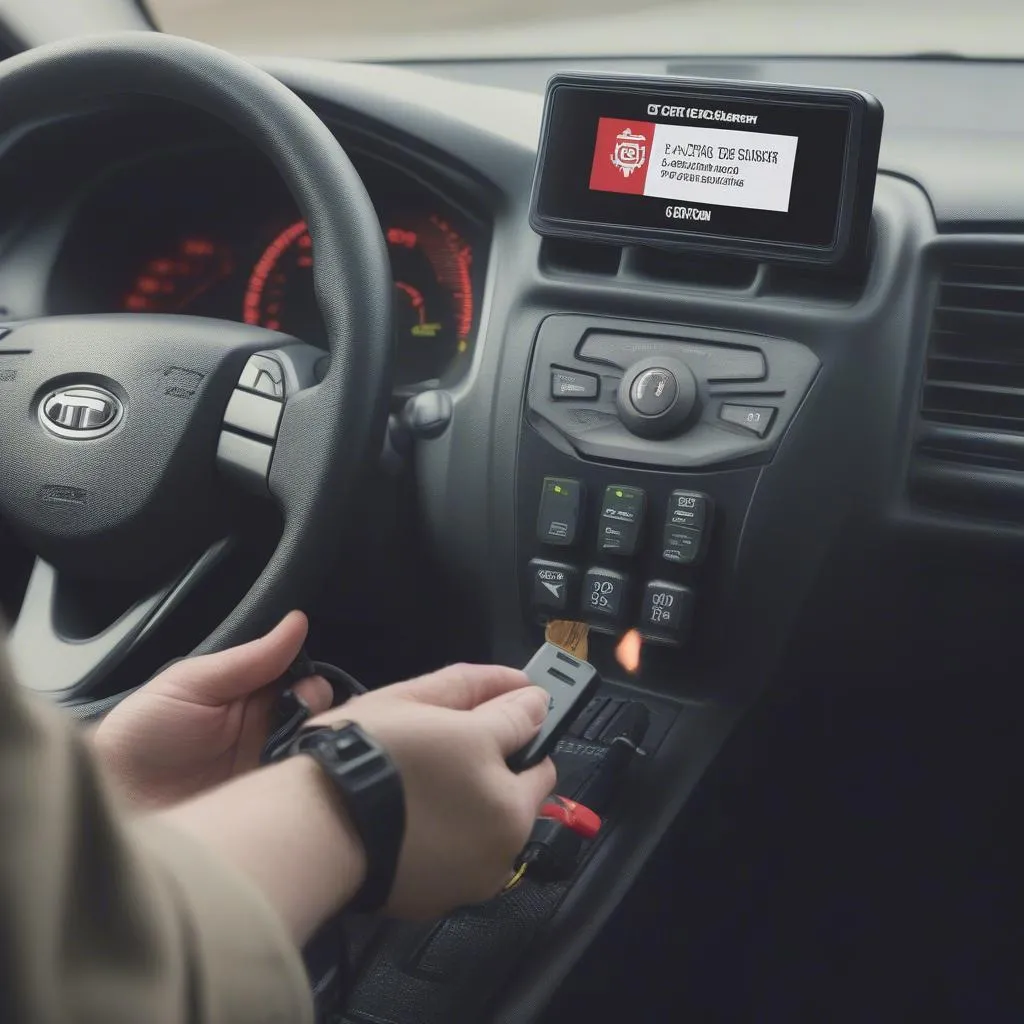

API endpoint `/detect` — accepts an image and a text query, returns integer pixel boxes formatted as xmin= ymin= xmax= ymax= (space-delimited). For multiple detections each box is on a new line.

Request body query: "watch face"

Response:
xmin=295 ymin=722 xmax=371 ymax=763
xmin=306 ymin=729 xmax=339 ymax=753
xmin=292 ymin=724 xmax=340 ymax=758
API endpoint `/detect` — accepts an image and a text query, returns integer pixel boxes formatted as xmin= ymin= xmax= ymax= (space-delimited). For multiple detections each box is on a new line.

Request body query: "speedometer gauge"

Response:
xmin=243 ymin=213 xmax=475 ymax=385
xmin=242 ymin=220 xmax=319 ymax=338
xmin=124 ymin=236 xmax=234 ymax=314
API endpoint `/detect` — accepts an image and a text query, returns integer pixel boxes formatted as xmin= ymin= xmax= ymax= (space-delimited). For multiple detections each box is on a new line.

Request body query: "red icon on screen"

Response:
xmin=611 ymin=128 xmax=648 ymax=177
xmin=589 ymin=118 xmax=654 ymax=195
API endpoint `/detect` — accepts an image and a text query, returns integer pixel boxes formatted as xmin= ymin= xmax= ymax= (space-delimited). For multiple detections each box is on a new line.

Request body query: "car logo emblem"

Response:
xmin=39 ymin=385 xmax=123 ymax=439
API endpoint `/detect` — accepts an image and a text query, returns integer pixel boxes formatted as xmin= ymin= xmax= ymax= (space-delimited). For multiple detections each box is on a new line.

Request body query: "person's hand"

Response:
xmin=93 ymin=611 xmax=333 ymax=809
xmin=158 ymin=660 xmax=555 ymax=942
xmin=306 ymin=662 xmax=556 ymax=919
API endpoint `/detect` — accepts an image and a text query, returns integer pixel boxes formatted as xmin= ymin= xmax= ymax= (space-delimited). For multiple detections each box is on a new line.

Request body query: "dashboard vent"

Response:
xmin=625 ymin=247 xmax=758 ymax=289
xmin=911 ymin=250 xmax=1024 ymax=520
xmin=540 ymin=238 xmax=621 ymax=276
xmin=922 ymin=258 xmax=1024 ymax=431
xmin=539 ymin=238 xmax=865 ymax=301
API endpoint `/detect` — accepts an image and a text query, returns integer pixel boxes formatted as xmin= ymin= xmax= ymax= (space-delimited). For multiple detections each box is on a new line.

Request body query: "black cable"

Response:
xmin=312 ymin=659 xmax=368 ymax=701
xmin=261 ymin=654 xmax=366 ymax=765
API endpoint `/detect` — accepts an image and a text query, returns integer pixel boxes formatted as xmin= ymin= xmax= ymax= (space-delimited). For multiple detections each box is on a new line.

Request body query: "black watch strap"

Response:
xmin=288 ymin=722 xmax=405 ymax=913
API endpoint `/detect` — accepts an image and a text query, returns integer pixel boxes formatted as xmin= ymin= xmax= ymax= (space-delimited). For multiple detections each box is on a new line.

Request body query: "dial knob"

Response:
xmin=616 ymin=356 xmax=698 ymax=438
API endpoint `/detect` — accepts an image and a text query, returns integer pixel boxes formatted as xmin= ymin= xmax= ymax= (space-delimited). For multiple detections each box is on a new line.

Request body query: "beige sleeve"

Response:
xmin=0 ymin=641 xmax=314 ymax=1024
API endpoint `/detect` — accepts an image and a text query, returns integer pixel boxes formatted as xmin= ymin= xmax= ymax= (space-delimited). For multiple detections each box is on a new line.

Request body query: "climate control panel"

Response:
xmin=526 ymin=313 xmax=819 ymax=470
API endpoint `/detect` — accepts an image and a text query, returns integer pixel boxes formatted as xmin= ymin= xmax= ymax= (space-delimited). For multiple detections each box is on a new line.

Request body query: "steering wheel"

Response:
xmin=0 ymin=34 xmax=393 ymax=711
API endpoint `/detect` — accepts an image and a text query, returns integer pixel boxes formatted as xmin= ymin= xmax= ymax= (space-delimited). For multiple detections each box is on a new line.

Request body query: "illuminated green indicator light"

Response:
xmin=553 ymin=485 xmax=563 ymax=494
xmin=615 ymin=489 xmax=624 ymax=498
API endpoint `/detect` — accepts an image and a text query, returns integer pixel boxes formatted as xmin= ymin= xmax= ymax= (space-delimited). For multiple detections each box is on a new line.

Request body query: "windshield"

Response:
xmin=148 ymin=0 xmax=1020 ymax=62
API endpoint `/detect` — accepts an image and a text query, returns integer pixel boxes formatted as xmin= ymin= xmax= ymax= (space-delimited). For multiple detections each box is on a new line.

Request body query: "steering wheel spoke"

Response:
xmin=216 ymin=343 xmax=326 ymax=496
xmin=8 ymin=542 xmax=231 ymax=697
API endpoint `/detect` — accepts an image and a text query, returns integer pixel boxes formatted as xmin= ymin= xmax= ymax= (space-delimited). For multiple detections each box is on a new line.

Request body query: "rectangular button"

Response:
xmin=581 ymin=567 xmax=628 ymax=622
xmin=216 ymin=430 xmax=272 ymax=491
xmin=528 ymin=559 xmax=578 ymax=612
xmin=536 ymin=477 xmax=583 ymax=546
xmin=662 ymin=524 xmax=703 ymax=565
xmin=551 ymin=368 xmax=599 ymax=400
xmin=239 ymin=354 xmax=286 ymax=399
xmin=720 ymin=404 xmax=776 ymax=437
xmin=569 ymin=696 xmax=608 ymax=738
xmin=224 ymin=389 xmax=282 ymax=441
xmin=599 ymin=485 xmax=646 ymax=556
xmin=667 ymin=490 xmax=709 ymax=531
xmin=640 ymin=581 xmax=695 ymax=640
xmin=583 ymin=699 xmax=623 ymax=741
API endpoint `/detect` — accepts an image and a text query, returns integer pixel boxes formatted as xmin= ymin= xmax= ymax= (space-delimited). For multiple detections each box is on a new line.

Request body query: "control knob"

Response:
xmin=616 ymin=356 xmax=698 ymax=438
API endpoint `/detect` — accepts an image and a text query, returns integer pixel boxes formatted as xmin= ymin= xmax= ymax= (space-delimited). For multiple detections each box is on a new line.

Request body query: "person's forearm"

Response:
xmin=156 ymin=756 xmax=367 ymax=945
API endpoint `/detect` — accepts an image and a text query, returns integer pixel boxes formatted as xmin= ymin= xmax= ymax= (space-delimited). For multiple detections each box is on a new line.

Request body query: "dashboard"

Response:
xmin=1 ymin=47 xmax=1022 ymax=797
xmin=5 ymin=33 xmax=1024 ymax=1024
xmin=45 ymin=140 xmax=488 ymax=389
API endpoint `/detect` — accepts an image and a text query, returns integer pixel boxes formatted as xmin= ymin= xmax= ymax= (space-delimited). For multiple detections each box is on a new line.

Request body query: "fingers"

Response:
xmin=152 ymin=611 xmax=309 ymax=705
xmin=517 ymin=756 xmax=558 ymax=808
xmin=388 ymin=663 xmax=531 ymax=711
xmin=471 ymin=685 xmax=550 ymax=757
xmin=292 ymin=675 xmax=334 ymax=717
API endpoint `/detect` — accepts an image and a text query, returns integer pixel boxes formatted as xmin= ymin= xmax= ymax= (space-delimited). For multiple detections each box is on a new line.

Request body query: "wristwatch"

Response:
xmin=287 ymin=721 xmax=406 ymax=913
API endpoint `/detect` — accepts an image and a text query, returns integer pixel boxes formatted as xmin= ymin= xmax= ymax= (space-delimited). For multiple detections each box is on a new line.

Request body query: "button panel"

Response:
xmin=522 ymin=462 xmax=720 ymax=649
xmin=536 ymin=477 xmax=583 ymax=546
xmin=218 ymin=350 xmax=288 ymax=494
xmin=526 ymin=314 xmax=820 ymax=471
xmin=598 ymin=485 xmax=646 ymax=556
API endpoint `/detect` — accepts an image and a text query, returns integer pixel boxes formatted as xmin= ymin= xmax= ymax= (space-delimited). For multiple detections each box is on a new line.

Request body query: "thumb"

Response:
xmin=518 ymin=757 xmax=558 ymax=809
xmin=472 ymin=686 xmax=550 ymax=757
xmin=150 ymin=611 xmax=309 ymax=705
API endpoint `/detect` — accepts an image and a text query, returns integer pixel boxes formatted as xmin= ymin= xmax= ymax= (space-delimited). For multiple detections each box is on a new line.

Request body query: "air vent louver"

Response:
xmin=912 ymin=250 xmax=1024 ymax=520
xmin=922 ymin=259 xmax=1024 ymax=431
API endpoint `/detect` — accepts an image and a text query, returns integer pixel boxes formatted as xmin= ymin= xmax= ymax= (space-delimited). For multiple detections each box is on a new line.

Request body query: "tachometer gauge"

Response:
xmin=243 ymin=212 xmax=475 ymax=385
xmin=385 ymin=216 xmax=474 ymax=383
xmin=123 ymin=236 xmax=234 ymax=314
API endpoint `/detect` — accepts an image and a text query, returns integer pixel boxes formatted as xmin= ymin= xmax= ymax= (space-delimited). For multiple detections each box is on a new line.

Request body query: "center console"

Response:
xmin=510 ymin=69 xmax=877 ymax=691
xmin=342 ymin=69 xmax=907 ymax=1024
xmin=519 ymin=312 xmax=819 ymax=663
xmin=344 ymin=309 xmax=824 ymax=1023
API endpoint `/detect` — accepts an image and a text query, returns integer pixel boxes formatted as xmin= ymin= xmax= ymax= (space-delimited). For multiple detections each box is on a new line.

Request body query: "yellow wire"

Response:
xmin=503 ymin=863 xmax=528 ymax=892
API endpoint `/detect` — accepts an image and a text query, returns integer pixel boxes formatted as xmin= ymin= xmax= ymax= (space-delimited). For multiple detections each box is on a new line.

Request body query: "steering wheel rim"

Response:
xmin=0 ymin=33 xmax=393 ymax=685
